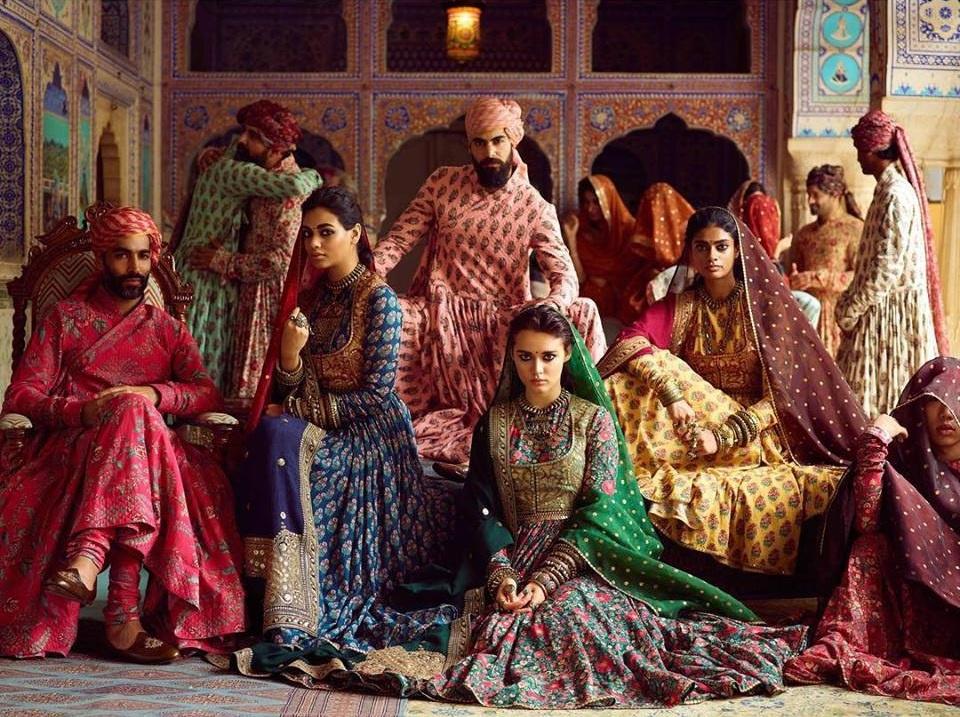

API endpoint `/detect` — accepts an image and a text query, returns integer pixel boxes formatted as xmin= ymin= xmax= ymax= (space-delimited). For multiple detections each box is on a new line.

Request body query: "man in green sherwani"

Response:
xmin=174 ymin=100 xmax=321 ymax=390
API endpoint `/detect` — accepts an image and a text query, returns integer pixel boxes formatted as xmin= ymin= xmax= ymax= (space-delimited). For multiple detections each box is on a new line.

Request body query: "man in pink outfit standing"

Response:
xmin=373 ymin=96 xmax=606 ymax=464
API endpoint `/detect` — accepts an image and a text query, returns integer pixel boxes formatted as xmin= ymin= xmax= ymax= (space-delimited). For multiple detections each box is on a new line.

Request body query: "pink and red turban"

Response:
xmin=236 ymin=99 xmax=302 ymax=148
xmin=465 ymin=97 xmax=525 ymax=145
xmin=851 ymin=109 xmax=950 ymax=354
xmin=86 ymin=205 xmax=162 ymax=263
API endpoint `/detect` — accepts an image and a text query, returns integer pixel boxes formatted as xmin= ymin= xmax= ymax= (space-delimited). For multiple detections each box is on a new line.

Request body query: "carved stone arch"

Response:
xmin=380 ymin=114 xmax=553 ymax=292
xmin=590 ymin=113 xmax=750 ymax=211
xmin=0 ymin=30 xmax=26 ymax=261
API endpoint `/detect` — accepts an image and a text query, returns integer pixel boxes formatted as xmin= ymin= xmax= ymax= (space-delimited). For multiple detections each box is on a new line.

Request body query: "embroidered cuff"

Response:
xmin=865 ymin=425 xmax=893 ymax=446
xmin=283 ymin=392 xmax=340 ymax=428
xmin=149 ymin=383 xmax=178 ymax=414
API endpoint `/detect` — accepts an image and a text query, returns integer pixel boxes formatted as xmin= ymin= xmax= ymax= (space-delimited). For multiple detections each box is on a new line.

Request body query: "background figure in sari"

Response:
xmin=730 ymin=180 xmax=821 ymax=328
xmin=411 ymin=307 xmax=806 ymax=708
xmin=599 ymin=207 xmax=865 ymax=576
xmin=789 ymin=165 xmax=863 ymax=357
xmin=561 ymin=175 xmax=644 ymax=322
xmin=837 ymin=110 xmax=947 ymax=417
xmin=786 ymin=357 xmax=960 ymax=705
xmin=233 ymin=188 xmax=455 ymax=673
xmin=174 ymin=100 xmax=321 ymax=391
xmin=373 ymin=97 xmax=605 ymax=464
xmin=0 ymin=207 xmax=245 ymax=661
xmin=621 ymin=182 xmax=695 ymax=323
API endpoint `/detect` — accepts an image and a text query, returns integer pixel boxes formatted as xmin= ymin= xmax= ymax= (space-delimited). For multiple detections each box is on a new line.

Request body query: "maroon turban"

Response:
xmin=236 ymin=100 xmax=302 ymax=148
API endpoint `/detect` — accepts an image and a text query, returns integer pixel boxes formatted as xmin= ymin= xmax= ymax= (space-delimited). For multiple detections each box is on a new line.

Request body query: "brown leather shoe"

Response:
xmin=44 ymin=568 xmax=96 ymax=606
xmin=109 ymin=632 xmax=181 ymax=664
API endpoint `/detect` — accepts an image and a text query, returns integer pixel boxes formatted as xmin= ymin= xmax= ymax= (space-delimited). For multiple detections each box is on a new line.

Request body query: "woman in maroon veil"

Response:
xmin=786 ymin=356 xmax=960 ymax=705
xmin=597 ymin=207 xmax=865 ymax=576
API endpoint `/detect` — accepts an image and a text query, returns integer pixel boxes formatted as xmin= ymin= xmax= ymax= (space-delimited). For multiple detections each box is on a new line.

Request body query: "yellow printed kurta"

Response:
xmin=603 ymin=289 xmax=844 ymax=575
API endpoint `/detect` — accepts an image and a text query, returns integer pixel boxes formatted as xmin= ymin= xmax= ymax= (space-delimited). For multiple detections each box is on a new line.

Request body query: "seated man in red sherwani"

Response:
xmin=373 ymin=96 xmax=606 ymax=465
xmin=0 ymin=206 xmax=246 ymax=663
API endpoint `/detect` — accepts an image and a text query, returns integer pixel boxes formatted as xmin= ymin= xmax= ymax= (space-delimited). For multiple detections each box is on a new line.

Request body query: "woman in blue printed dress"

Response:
xmin=231 ymin=187 xmax=455 ymax=676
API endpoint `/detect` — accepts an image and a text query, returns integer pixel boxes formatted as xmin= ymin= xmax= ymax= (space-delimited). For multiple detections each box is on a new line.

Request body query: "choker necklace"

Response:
xmin=518 ymin=389 xmax=570 ymax=438
xmin=327 ymin=263 xmax=365 ymax=292
xmin=697 ymin=280 xmax=743 ymax=311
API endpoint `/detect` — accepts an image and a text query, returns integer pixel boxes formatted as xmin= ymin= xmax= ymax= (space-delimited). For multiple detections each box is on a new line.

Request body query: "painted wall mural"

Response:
xmin=0 ymin=30 xmax=25 ymax=261
xmin=42 ymin=0 xmax=74 ymax=28
xmin=140 ymin=111 xmax=151 ymax=209
xmin=78 ymin=76 xmax=92 ymax=218
xmin=42 ymin=61 xmax=70 ymax=232
xmin=78 ymin=0 xmax=95 ymax=43
xmin=794 ymin=0 xmax=870 ymax=137
xmin=889 ymin=0 xmax=960 ymax=97
xmin=164 ymin=0 xmax=778 ymax=223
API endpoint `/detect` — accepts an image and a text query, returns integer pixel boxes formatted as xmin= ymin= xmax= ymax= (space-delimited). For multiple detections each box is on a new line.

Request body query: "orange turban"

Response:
xmin=86 ymin=205 xmax=162 ymax=263
xmin=465 ymin=97 xmax=524 ymax=145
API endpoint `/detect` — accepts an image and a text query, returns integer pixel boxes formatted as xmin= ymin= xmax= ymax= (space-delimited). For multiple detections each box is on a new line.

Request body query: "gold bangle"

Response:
xmin=658 ymin=381 xmax=684 ymax=407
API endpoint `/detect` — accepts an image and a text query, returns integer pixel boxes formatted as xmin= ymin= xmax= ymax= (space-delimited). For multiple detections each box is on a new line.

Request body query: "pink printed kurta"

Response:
xmin=373 ymin=163 xmax=606 ymax=463
xmin=0 ymin=288 xmax=246 ymax=657
xmin=212 ymin=155 xmax=308 ymax=399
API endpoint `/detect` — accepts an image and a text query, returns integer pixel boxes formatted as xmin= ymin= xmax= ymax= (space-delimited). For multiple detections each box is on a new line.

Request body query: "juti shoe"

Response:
xmin=44 ymin=568 xmax=97 ymax=606
xmin=109 ymin=632 xmax=181 ymax=664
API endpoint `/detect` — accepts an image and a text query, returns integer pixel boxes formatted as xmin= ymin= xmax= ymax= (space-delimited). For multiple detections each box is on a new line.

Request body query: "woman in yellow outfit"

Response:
xmin=597 ymin=206 xmax=866 ymax=575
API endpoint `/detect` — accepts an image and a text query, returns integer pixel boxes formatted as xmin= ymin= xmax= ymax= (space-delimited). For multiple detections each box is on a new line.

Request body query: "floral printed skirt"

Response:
xmin=605 ymin=350 xmax=843 ymax=574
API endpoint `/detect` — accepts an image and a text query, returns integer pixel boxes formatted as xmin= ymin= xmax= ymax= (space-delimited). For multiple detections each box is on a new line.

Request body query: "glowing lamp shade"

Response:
xmin=445 ymin=3 xmax=483 ymax=63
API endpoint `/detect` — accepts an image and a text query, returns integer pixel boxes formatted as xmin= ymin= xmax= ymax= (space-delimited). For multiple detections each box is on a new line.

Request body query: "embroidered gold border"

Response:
xmin=596 ymin=335 xmax=652 ymax=378
xmin=669 ymin=290 xmax=697 ymax=354
xmin=260 ymin=423 xmax=326 ymax=636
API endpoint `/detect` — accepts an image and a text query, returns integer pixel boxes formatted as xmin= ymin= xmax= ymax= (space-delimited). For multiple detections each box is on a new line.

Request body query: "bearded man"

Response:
xmin=175 ymin=99 xmax=321 ymax=391
xmin=372 ymin=96 xmax=606 ymax=464
xmin=0 ymin=207 xmax=246 ymax=662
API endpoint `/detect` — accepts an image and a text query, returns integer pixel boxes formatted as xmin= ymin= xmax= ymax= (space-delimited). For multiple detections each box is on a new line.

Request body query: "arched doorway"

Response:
xmin=0 ymin=30 xmax=25 ymax=261
xmin=380 ymin=115 xmax=553 ymax=292
xmin=96 ymin=124 xmax=122 ymax=204
xmin=590 ymin=113 xmax=750 ymax=211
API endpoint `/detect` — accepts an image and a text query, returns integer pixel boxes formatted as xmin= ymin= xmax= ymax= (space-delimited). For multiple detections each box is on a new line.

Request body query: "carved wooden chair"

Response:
xmin=0 ymin=202 xmax=239 ymax=470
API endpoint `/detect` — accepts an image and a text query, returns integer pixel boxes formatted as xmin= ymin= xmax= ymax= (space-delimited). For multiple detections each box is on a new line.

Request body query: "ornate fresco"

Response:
xmin=164 ymin=0 xmax=778 ymax=224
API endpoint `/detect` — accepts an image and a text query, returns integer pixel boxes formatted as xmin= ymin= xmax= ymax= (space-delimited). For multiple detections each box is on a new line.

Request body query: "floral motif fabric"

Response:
xmin=423 ymin=402 xmax=808 ymax=708
xmin=0 ymin=288 xmax=246 ymax=657
xmin=174 ymin=140 xmax=321 ymax=390
xmin=790 ymin=213 xmax=862 ymax=356
xmin=373 ymin=162 xmax=606 ymax=463
xmin=836 ymin=164 xmax=939 ymax=416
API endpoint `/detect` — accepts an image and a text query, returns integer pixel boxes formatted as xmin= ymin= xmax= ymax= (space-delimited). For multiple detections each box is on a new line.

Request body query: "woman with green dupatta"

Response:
xmin=356 ymin=305 xmax=807 ymax=709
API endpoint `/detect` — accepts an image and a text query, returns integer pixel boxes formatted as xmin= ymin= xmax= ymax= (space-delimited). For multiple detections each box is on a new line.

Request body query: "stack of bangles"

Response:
xmin=710 ymin=409 xmax=761 ymax=454
xmin=657 ymin=380 xmax=684 ymax=407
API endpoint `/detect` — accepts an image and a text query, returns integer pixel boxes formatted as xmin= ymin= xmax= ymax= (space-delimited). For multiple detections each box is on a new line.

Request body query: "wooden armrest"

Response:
xmin=193 ymin=411 xmax=240 ymax=427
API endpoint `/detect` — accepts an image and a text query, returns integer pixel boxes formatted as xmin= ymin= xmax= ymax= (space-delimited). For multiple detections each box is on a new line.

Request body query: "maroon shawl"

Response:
xmin=602 ymin=208 xmax=865 ymax=467
xmin=887 ymin=356 xmax=960 ymax=608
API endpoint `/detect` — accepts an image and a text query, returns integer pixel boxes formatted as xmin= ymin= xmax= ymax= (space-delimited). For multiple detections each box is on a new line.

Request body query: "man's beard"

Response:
xmin=104 ymin=271 xmax=149 ymax=300
xmin=473 ymin=150 xmax=514 ymax=189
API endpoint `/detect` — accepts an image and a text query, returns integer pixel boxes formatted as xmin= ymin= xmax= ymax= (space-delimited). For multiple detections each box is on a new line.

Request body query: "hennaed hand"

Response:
xmin=496 ymin=578 xmax=520 ymax=612
xmin=667 ymin=399 xmax=696 ymax=433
